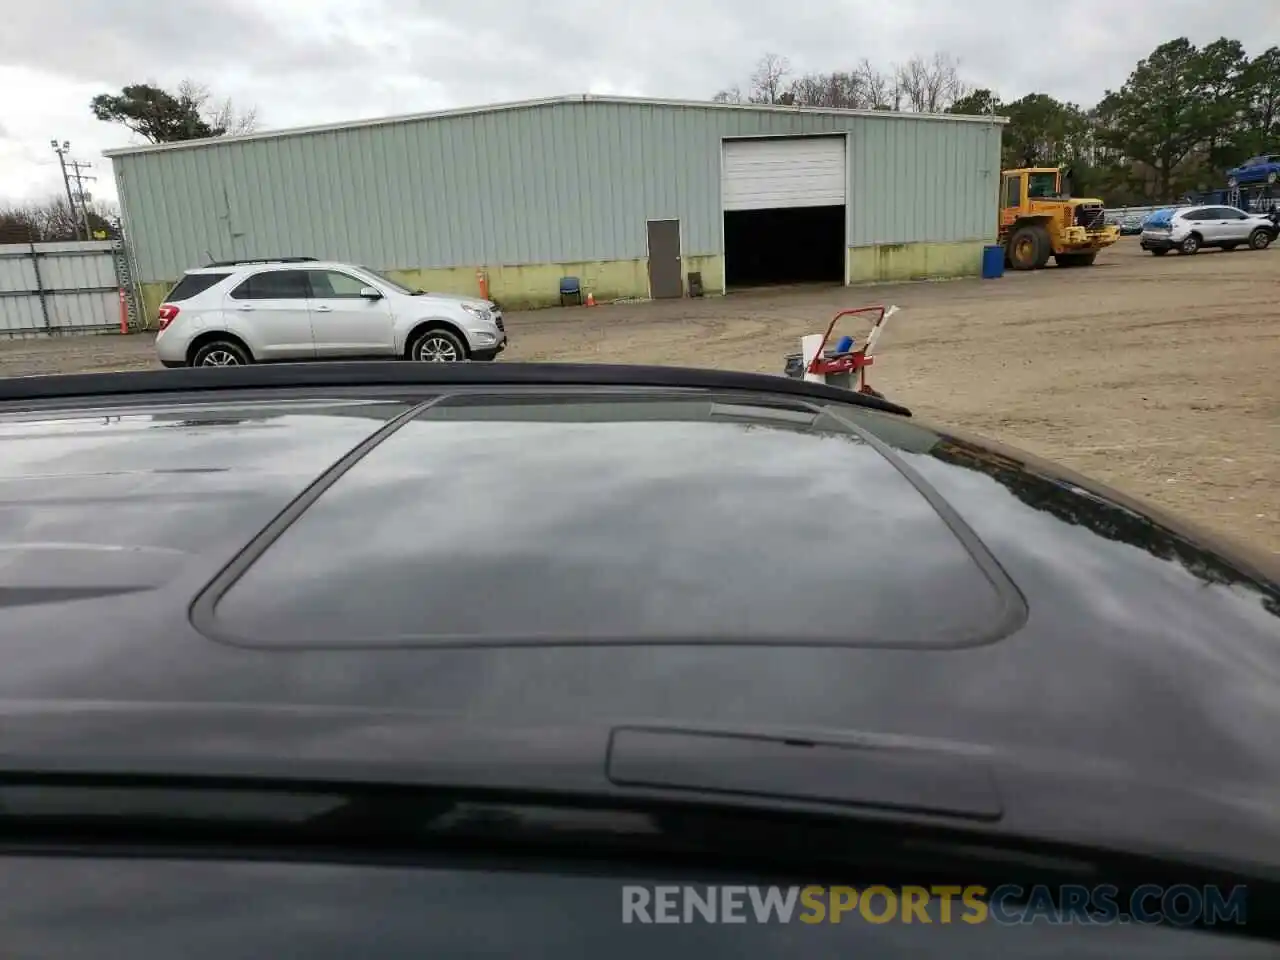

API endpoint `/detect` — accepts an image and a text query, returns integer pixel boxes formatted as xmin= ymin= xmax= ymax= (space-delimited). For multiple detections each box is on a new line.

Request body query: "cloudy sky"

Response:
xmin=2 ymin=0 xmax=1277 ymax=206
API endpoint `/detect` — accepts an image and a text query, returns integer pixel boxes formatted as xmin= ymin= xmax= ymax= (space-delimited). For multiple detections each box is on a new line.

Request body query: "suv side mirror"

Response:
xmin=359 ymin=286 xmax=382 ymax=300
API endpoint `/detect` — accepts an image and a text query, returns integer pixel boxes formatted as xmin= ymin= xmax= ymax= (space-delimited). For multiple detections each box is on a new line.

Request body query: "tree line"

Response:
xmin=715 ymin=39 xmax=1280 ymax=206
xmin=0 ymin=198 xmax=119 ymax=245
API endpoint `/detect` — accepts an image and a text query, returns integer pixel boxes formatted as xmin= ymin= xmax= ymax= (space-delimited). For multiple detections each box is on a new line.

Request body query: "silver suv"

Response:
xmin=155 ymin=258 xmax=506 ymax=367
xmin=1139 ymin=205 xmax=1277 ymax=256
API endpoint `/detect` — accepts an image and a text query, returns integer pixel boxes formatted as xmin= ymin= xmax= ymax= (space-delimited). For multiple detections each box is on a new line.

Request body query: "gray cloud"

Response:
xmin=2 ymin=0 xmax=365 ymax=84
xmin=12 ymin=0 xmax=1277 ymax=112
xmin=1 ymin=0 xmax=1277 ymax=204
xmin=370 ymin=0 xmax=1278 ymax=108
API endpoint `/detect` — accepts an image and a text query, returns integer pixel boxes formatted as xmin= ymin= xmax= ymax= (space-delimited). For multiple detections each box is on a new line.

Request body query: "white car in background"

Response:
xmin=1139 ymin=205 xmax=1277 ymax=256
xmin=154 ymin=257 xmax=506 ymax=367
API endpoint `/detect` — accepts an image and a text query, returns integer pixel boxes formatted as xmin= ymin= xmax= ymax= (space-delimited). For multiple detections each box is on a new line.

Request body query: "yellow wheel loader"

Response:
xmin=999 ymin=167 xmax=1119 ymax=270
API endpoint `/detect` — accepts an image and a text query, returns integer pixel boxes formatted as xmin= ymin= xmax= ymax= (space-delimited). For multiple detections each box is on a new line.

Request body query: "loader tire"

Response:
xmin=1008 ymin=225 xmax=1047 ymax=271
xmin=1033 ymin=232 xmax=1053 ymax=268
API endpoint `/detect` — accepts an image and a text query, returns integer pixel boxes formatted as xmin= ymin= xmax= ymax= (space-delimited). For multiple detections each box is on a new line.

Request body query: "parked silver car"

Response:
xmin=1139 ymin=205 xmax=1277 ymax=256
xmin=155 ymin=258 xmax=506 ymax=367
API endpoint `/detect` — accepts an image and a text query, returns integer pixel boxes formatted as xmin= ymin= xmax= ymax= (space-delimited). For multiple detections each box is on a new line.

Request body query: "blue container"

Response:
xmin=981 ymin=244 xmax=1005 ymax=279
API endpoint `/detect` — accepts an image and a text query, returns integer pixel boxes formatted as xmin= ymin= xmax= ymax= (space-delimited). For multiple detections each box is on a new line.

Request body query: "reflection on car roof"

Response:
xmin=199 ymin=398 xmax=1020 ymax=649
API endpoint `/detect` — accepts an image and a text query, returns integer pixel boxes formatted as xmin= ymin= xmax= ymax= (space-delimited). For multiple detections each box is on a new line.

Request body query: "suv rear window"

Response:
xmin=164 ymin=273 xmax=229 ymax=302
xmin=199 ymin=398 xmax=1021 ymax=649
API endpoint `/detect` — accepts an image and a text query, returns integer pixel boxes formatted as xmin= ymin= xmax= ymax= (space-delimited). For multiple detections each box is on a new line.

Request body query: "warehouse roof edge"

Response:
xmin=102 ymin=93 xmax=1011 ymax=157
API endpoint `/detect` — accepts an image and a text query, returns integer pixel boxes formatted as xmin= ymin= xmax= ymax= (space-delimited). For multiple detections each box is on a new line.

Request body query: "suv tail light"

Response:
xmin=157 ymin=304 xmax=180 ymax=331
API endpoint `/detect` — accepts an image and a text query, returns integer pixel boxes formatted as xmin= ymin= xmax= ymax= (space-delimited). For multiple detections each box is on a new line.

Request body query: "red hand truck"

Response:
xmin=802 ymin=304 xmax=898 ymax=397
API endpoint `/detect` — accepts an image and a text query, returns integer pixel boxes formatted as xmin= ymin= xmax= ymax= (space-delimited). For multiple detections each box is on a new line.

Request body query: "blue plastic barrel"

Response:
xmin=981 ymin=244 xmax=1005 ymax=279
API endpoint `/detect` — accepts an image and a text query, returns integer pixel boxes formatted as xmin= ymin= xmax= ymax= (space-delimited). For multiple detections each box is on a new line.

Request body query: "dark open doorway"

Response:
xmin=724 ymin=205 xmax=845 ymax=288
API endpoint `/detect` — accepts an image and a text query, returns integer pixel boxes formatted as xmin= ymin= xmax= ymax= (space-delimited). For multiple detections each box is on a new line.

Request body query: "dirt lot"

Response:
xmin=2 ymin=238 xmax=1277 ymax=555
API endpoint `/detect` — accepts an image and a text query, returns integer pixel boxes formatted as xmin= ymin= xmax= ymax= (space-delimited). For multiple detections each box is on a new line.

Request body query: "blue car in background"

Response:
xmin=1227 ymin=154 xmax=1280 ymax=187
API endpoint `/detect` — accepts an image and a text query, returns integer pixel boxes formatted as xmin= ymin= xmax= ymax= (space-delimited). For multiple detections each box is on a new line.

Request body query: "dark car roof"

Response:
xmin=2 ymin=363 xmax=1279 ymax=877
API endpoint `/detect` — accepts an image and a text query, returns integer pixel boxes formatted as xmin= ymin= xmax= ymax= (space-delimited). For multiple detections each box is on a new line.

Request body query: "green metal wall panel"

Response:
xmin=846 ymin=116 xmax=1001 ymax=247
xmin=111 ymin=100 xmax=1003 ymax=283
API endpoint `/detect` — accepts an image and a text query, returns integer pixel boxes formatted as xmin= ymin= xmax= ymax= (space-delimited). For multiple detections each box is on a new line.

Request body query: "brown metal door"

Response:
xmin=646 ymin=220 xmax=682 ymax=299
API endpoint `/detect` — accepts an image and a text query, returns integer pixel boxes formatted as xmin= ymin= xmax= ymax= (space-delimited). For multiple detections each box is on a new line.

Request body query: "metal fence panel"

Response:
xmin=0 ymin=241 xmax=130 ymax=339
xmin=1106 ymin=194 xmax=1279 ymax=225
xmin=43 ymin=292 xmax=119 ymax=331
xmin=0 ymin=253 xmax=39 ymax=291
xmin=0 ymin=290 xmax=45 ymax=334
xmin=1105 ymin=205 xmax=1169 ymax=222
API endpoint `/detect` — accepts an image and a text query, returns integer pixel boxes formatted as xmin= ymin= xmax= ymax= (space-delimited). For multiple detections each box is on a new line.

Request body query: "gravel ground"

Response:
xmin=2 ymin=238 xmax=1277 ymax=554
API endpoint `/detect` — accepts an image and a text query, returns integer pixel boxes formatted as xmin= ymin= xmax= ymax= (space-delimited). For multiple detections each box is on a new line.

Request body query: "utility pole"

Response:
xmin=67 ymin=159 xmax=97 ymax=239
xmin=51 ymin=140 xmax=80 ymax=239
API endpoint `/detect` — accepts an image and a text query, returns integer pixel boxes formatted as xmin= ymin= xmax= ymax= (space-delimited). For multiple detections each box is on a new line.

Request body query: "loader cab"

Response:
xmin=999 ymin=168 xmax=1065 ymax=242
xmin=1001 ymin=168 xmax=1063 ymax=218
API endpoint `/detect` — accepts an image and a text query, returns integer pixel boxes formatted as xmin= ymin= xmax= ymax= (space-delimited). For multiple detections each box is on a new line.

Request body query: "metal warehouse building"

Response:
xmin=106 ymin=95 xmax=1005 ymax=317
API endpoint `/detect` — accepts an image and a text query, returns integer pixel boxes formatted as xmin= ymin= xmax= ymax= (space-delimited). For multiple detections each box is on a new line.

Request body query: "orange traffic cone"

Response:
xmin=585 ymin=292 xmax=596 ymax=307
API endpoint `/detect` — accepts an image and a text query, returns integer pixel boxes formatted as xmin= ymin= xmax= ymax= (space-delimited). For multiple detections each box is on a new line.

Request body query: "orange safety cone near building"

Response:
xmin=585 ymin=291 xmax=595 ymax=307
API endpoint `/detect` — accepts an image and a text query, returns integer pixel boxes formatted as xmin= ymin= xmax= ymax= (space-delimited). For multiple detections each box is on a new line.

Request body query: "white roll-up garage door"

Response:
xmin=722 ymin=136 xmax=847 ymax=211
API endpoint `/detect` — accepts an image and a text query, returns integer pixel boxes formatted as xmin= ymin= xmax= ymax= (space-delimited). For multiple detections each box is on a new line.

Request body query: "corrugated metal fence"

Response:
xmin=0 ymin=240 xmax=141 ymax=339
xmin=1105 ymin=205 xmax=1168 ymax=224
xmin=1106 ymin=195 xmax=1280 ymax=226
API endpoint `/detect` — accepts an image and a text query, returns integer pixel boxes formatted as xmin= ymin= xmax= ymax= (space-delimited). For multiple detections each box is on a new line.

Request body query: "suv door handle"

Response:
xmin=238 ymin=304 xmax=254 ymax=311
xmin=314 ymin=305 xmax=332 ymax=312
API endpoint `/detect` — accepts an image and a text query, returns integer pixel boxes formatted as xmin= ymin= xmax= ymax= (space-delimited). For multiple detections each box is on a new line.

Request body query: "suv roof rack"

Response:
xmin=0 ymin=362 xmax=912 ymax=417
xmin=203 ymin=257 xmax=319 ymax=267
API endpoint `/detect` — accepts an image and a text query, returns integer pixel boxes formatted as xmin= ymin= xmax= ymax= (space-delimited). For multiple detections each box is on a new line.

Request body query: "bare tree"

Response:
xmin=0 ymin=207 xmax=42 ymax=243
xmin=41 ymin=198 xmax=84 ymax=240
xmin=788 ymin=71 xmax=866 ymax=109
xmin=177 ymin=80 xmax=258 ymax=135
xmin=713 ymin=51 xmax=968 ymax=113
xmin=748 ymin=53 xmax=792 ymax=104
xmin=893 ymin=52 xmax=969 ymax=113
xmin=207 ymin=96 xmax=258 ymax=136
xmin=855 ymin=58 xmax=898 ymax=110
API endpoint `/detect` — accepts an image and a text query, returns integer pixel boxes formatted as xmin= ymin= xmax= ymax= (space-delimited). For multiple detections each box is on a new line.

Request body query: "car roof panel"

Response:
xmin=1 ymin=373 xmax=1279 ymax=873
